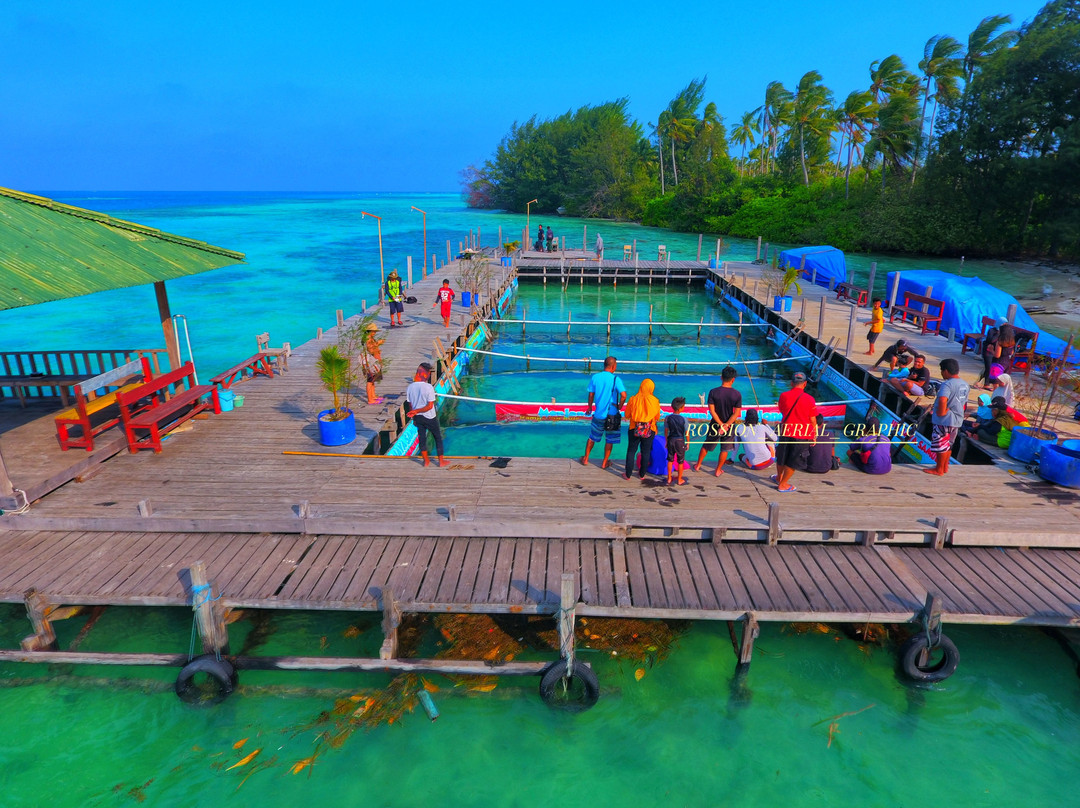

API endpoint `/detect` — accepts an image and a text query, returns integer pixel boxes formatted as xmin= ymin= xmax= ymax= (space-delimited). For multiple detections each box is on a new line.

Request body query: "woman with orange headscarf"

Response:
xmin=624 ymin=378 xmax=661 ymax=480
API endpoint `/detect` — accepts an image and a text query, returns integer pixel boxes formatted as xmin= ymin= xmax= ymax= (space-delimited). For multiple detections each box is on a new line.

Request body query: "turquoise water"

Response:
xmin=4 ymin=192 xmax=1080 ymax=804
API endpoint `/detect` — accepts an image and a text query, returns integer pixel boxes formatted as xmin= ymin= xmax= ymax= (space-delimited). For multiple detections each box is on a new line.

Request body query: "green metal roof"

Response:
xmin=0 ymin=187 xmax=245 ymax=311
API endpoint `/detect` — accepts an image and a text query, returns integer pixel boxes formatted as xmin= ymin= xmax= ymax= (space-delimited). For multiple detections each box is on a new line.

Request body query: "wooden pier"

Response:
xmin=3 ymin=253 xmax=1080 ymax=697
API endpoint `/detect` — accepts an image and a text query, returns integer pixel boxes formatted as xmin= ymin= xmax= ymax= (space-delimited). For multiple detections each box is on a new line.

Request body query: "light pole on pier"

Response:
xmin=526 ymin=199 xmax=538 ymax=250
xmin=410 ymin=206 xmax=427 ymax=276
xmin=361 ymin=211 xmax=384 ymax=302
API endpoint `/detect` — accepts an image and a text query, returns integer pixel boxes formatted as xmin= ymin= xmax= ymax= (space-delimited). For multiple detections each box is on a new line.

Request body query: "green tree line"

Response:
xmin=463 ymin=0 xmax=1079 ymax=259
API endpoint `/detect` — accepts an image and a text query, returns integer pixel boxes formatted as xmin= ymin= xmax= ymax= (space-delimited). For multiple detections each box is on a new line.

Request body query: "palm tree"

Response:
xmin=869 ymin=55 xmax=909 ymax=105
xmin=648 ymin=114 xmax=667 ymax=194
xmin=753 ymin=80 xmax=793 ymax=175
xmin=791 ymin=70 xmax=834 ymax=185
xmin=957 ymin=14 xmax=1017 ymax=131
xmin=659 ymin=78 xmax=707 ymax=186
xmin=866 ymin=92 xmax=920 ymax=188
xmin=837 ymin=90 xmax=877 ymax=197
xmin=913 ymin=34 xmax=964 ymax=182
xmin=731 ymin=111 xmax=760 ymax=176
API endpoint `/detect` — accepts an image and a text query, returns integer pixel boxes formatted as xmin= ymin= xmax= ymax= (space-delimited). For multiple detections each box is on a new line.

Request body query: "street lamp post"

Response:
xmin=526 ymin=199 xmax=538 ymax=251
xmin=361 ymin=211 xmax=384 ymax=303
xmin=410 ymin=206 xmax=427 ymax=277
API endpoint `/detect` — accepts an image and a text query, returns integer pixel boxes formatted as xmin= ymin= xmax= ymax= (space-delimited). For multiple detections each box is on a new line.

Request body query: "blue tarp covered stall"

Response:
xmin=885 ymin=269 xmax=1078 ymax=362
xmin=779 ymin=246 xmax=847 ymax=289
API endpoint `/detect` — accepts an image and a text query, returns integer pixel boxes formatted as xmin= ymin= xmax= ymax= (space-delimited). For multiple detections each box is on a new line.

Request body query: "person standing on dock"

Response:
xmin=595 ymin=233 xmax=604 ymax=258
xmin=406 ymin=363 xmax=448 ymax=467
xmin=581 ymin=356 xmax=626 ymax=469
xmin=386 ymin=269 xmax=405 ymax=327
xmin=545 ymin=226 xmax=554 ymax=252
xmin=536 ymin=224 xmax=545 ymax=252
xmin=624 ymin=378 xmax=661 ymax=480
xmin=665 ymin=397 xmax=689 ymax=485
xmin=863 ymin=298 xmax=884 ymax=356
xmin=774 ymin=372 xmax=817 ymax=493
xmin=925 ymin=357 xmax=969 ymax=476
xmin=433 ymin=279 xmax=455 ymax=328
xmin=694 ymin=366 xmax=742 ymax=476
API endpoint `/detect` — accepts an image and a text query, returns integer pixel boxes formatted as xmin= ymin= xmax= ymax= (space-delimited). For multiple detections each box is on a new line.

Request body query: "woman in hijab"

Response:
xmin=988 ymin=372 xmax=1014 ymax=407
xmin=624 ymin=379 xmax=661 ymax=480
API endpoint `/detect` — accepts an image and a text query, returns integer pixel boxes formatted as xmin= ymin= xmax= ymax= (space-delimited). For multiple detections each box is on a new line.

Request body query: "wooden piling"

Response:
xmin=189 ymin=561 xmax=228 ymax=655
xmin=20 ymin=589 xmax=57 ymax=651
xmin=755 ymin=236 xmax=762 ymax=262
xmin=558 ymin=573 xmax=577 ymax=674
xmin=336 ymin=309 xmax=344 ymax=328
xmin=738 ymin=613 xmax=759 ymax=666
xmin=767 ymin=502 xmax=781 ymax=545
xmin=844 ymin=304 xmax=858 ymax=357
xmin=818 ymin=297 xmax=826 ymax=340
xmin=407 ymin=256 xmax=413 ymax=288
xmin=696 ymin=234 xmax=703 ymax=262
xmin=380 ymin=590 xmax=401 ymax=660
xmin=866 ymin=262 xmax=877 ymax=307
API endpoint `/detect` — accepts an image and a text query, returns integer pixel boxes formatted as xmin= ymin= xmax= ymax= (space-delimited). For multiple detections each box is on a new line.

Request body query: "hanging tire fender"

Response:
xmin=175 ymin=654 xmax=238 ymax=704
xmin=539 ymin=659 xmax=600 ymax=710
xmin=898 ymin=633 xmax=959 ymax=683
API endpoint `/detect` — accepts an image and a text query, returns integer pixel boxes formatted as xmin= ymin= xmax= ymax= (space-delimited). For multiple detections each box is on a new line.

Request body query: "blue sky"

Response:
xmin=1 ymin=0 xmax=1050 ymax=192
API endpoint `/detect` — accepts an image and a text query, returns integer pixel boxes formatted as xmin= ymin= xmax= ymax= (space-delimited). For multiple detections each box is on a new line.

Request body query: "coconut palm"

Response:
xmin=837 ymin=91 xmax=877 ymax=197
xmin=869 ymin=55 xmax=910 ymax=104
xmin=957 ymin=14 xmax=1018 ymax=131
xmin=790 ymin=70 xmax=834 ymax=185
xmin=648 ymin=114 xmax=668 ymax=194
xmin=731 ymin=111 xmax=760 ymax=176
xmin=866 ymin=91 xmax=920 ymax=187
xmin=753 ymin=80 xmax=793 ymax=175
xmin=913 ymin=35 xmax=964 ymax=181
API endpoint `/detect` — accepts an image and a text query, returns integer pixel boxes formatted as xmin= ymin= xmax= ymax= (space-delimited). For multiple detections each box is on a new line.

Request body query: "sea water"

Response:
xmin=2 ymin=192 xmax=1080 ymax=805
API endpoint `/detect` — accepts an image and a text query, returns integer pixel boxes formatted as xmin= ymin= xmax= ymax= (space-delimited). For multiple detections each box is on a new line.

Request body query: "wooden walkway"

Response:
xmin=3 ymin=259 xmax=1080 ymax=648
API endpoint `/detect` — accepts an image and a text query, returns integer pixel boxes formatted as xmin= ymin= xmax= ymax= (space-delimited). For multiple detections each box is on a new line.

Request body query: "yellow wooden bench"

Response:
xmin=55 ymin=358 xmax=151 ymax=451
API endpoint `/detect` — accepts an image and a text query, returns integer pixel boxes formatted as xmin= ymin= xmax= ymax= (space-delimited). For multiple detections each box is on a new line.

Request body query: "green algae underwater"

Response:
xmin=2 ymin=192 xmax=1080 ymax=805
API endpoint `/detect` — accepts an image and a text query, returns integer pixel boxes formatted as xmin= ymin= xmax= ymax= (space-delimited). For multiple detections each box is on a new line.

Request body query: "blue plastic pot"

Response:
xmin=318 ymin=409 xmax=356 ymax=446
xmin=708 ymin=258 xmax=720 ymax=269
xmin=1008 ymin=426 xmax=1057 ymax=463
xmin=1038 ymin=442 xmax=1080 ymax=488
xmin=461 ymin=291 xmax=473 ymax=307
xmin=773 ymin=295 xmax=792 ymax=312
xmin=218 ymin=389 xmax=235 ymax=412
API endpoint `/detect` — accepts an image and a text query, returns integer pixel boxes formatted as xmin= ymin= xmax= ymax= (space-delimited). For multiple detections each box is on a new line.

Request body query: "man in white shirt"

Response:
xmin=406 ymin=363 xmax=448 ymax=467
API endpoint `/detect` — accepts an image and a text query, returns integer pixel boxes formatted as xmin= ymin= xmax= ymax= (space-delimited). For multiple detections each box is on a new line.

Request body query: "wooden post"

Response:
xmin=361 ymin=299 xmax=367 ymax=313
xmin=933 ymin=516 xmax=950 ymax=550
xmin=696 ymin=233 xmax=703 ymax=262
xmin=558 ymin=573 xmax=577 ymax=675
xmin=738 ymin=613 xmax=759 ymax=667
xmin=189 ymin=561 xmax=228 ymax=655
xmin=498 ymin=226 xmax=502 ymax=251
xmin=336 ymin=309 xmax=344 ymax=327
xmin=1006 ymin=303 xmax=1017 ymax=325
xmin=763 ymin=243 xmax=770 ymax=264
xmin=583 ymin=225 xmax=587 ymax=251
xmin=137 ymin=499 xmax=153 ymax=517
xmin=922 ymin=285 xmax=933 ymax=317
xmin=866 ymin=262 xmax=877 ymax=307
xmin=316 ymin=327 xmax=323 ymax=339
xmin=154 ymin=281 xmax=181 ymax=372
xmin=845 ymin=304 xmax=858 ymax=356
xmin=379 ymin=590 xmax=402 ymax=660
xmin=767 ymin=502 xmax=781 ymax=545
xmin=755 ymin=236 xmax=762 ymax=262
xmin=430 ymin=254 xmax=436 ymax=277
xmin=818 ymin=297 xmax=826 ymax=340
xmin=407 ymin=255 xmax=413 ymax=288
xmin=20 ymin=589 xmax=57 ymax=651
xmin=888 ymin=271 xmax=901 ymax=311
xmin=0 ymin=448 xmax=16 ymax=508
xmin=446 ymin=240 xmax=451 ymax=264
xmin=799 ymin=297 xmax=807 ymax=322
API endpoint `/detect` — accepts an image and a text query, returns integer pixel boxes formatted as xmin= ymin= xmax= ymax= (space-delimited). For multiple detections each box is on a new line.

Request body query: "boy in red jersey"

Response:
xmin=433 ymin=279 xmax=455 ymax=327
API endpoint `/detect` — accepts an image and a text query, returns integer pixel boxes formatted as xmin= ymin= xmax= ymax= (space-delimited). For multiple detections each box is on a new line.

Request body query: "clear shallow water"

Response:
xmin=3 ymin=192 xmax=1080 ymax=804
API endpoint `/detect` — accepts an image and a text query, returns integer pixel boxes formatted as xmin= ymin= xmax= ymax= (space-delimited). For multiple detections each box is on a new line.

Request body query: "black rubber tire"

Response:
xmin=175 ymin=655 xmax=238 ymax=705
xmin=539 ymin=660 xmax=600 ymax=712
xmin=898 ymin=633 xmax=959 ymax=683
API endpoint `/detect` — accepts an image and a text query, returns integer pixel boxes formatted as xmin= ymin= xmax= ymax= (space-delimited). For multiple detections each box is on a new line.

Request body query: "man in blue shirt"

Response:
xmin=581 ymin=356 xmax=627 ymax=469
xmin=925 ymin=357 xmax=970 ymax=476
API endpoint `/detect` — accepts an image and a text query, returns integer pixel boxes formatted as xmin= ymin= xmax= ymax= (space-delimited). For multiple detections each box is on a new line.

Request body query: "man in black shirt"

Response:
xmin=694 ymin=366 xmax=742 ymax=476
xmin=886 ymin=353 xmax=931 ymax=397
xmin=872 ymin=339 xmax=912 ymax=371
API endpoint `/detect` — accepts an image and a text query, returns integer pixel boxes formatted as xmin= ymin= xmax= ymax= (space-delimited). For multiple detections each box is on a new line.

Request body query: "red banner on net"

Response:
xmin=494 ymin=403 xmax=847 ymax=422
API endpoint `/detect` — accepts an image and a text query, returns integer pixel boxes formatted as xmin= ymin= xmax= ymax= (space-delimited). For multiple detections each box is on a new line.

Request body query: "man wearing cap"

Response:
xmin=926 ymin=357 xmax=969 ymax=475
xmin=774 ymin=372 xmax=818 ymax=493
xmin=386 ymin=269 xmax=405 ymax=327
xmin=872 ymin=339 xmax=913 ymax=372
xmin=406 ymin=363 xmax=448 ymax=467
xmin=361 ymin=323 xmax=385 ymax=405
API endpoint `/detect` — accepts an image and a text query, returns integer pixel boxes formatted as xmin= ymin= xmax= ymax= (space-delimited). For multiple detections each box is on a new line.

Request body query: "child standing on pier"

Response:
xmin=863 ymin=298 xmax=884 ymax=355
xmin=665 ymin=397 xmax=689 ymax=485
xmin=433 ymin=279 xmax=455 ymax=328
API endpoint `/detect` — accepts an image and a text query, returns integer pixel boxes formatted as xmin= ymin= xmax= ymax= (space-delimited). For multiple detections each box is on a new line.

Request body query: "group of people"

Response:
xmin=578 ymin=357 xmax=900 ymax=491
xmin=534 ymin=225 xmax=556 ymax=252
xmin=383 ymin=270 xmax=457 ymax=329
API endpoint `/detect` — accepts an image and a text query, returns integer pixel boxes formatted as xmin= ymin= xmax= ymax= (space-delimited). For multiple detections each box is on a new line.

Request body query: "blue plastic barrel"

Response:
xmin=218 ymin=389 xmax=235 ymax=412
xmin=1038 ymin=442 xmax=1080 ymax=488
xmin=708 ymin=258 xmax=720 ymax=269
xmin=1008 ymin=426 xmax=1057 ymax=463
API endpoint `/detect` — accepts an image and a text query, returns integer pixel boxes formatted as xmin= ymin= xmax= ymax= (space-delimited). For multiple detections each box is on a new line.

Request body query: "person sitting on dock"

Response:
xmin=805 ymin=414 xmax=838 ymax=473
xmin=385 ymin=269 xmax=406 ymax=327
xmin=694 ymin=366 xmax=742 ymax=476
xmin=863 ymin=298 xmax=884 ymax=356
xmin=884 ymin=353 xmax=913 ymax=382
xmin=925 ymin=357 xmax=969 ymax=476
xmin=665 ymin=397 xmax=689 ymax=485
xmin=624 ymin=379 xmax=661 ymax=481
xmin=405 ymin=362 xmax=448 ymax=467
xmin=885 ymin=354 xmax=930 ymax=398
xmin=774 ymin=372 xmax=818 ymax=493
xmin=987 ymin=372 xmax=1015 ymax=407
xmin=872 ymin=339 xmax=912 ymax=371
xmin=433 ymin=279 xmax=455 ymax=328
xmin=581 ymin=356 xmax=627 ymax=469
xmin=961 ymin=397 xmax=1028 ymax=449
xmin=736 ymin=408 xmax=778 ymax=470
xmin=847 ymin=416 xmax=892 ymax=474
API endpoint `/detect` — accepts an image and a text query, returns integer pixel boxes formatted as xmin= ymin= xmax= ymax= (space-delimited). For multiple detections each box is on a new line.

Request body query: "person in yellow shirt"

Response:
xmin=863 ymin=297 xmax=884 ymax=356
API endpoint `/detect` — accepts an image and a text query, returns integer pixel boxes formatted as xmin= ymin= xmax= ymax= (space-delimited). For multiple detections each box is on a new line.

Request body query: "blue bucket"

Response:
xmin=708 ymin=258 xmax=720 ymax=269
xmin=318 ymin=409 xmax=356 ymax=446
xmin=1008 ymin=426 xmax=1057 ymax=463
xmin=1038 ymin=442 xmax=1080 ymax=488
xmin=218 ymin=389 xmax=235 ymax=412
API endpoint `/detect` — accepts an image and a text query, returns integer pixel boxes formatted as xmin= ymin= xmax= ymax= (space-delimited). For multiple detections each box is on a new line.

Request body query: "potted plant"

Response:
xmin=315 ymin=315 xmax=374 ymax=446
xmin=501 ymin=240 xmax=520 ymax=267
xmin=767 ymin=257 xmax=801 ymax=312
xmin=457 ymin=256 xmax=495 ymax=309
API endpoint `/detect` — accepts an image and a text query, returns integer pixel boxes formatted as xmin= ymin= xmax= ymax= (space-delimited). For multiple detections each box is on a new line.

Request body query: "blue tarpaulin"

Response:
xmin=779 ymin=246 xmax=847 ymax=289
xmin=885 ymin=269 xmax=1078 ymax=362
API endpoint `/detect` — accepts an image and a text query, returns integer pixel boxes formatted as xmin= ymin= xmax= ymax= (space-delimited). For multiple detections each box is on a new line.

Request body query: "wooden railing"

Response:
xmin=0 ymin=349 xmax=169 ymax=404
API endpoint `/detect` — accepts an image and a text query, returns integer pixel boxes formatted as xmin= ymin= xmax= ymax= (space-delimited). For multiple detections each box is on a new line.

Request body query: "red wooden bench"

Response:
xmin=834 ymin=281 xmax=868 ymax=307
xmin=117 ymin=362 xmax=219 ymax=453
xmin=55 ymin=357 xmax=152 ymax=451
xmin=210 ymin=352 xmax=274 ymax=389
xmin=889 ymin=292 xmax=945 ymax=335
